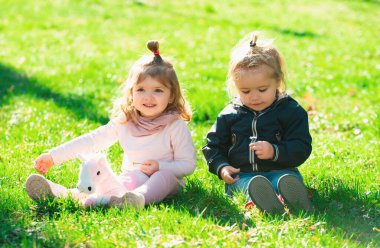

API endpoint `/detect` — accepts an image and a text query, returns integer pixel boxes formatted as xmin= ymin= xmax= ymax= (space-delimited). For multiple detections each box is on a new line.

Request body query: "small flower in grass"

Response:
xmin=354 ymin=128 xmax=361 ymax=135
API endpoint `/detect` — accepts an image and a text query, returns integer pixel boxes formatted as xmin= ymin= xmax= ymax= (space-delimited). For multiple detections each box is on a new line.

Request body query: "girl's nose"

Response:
xmin=142 ymin=92 xmax=153 ymax=100
xmin=250 ymin=93 xmax=259 ymax=101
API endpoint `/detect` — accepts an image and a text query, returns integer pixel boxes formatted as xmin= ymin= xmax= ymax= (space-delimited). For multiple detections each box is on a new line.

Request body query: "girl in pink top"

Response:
xmin=26 ymin=41 xmax=196 ymax=209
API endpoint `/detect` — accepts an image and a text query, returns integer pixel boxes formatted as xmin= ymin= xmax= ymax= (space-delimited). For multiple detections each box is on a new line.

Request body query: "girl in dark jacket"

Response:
xmin=202 ymin=32 xmax=313 ymax=214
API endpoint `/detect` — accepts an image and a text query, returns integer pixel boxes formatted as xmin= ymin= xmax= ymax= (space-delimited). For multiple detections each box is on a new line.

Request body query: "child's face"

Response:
xmin=235 ymin=65 xmax=279 ymax=112
xmin=132 ymin=76 xmax=172 ymax=118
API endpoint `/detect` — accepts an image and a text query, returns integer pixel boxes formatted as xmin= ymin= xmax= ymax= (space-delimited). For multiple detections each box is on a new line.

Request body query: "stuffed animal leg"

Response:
xmin=82 ymin=195 xmax=111 ymax=207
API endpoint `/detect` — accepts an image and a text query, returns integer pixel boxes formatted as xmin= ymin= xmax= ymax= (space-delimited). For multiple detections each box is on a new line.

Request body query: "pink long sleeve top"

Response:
xmin=49 ymin=119 xmax=196 ymax=179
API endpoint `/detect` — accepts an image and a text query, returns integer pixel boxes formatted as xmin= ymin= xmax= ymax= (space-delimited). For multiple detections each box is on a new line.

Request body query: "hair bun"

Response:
xmin=147 ymin=40 xmax=159 ymax=53
xmin=250 ymin=33 xmax=258 ymax=47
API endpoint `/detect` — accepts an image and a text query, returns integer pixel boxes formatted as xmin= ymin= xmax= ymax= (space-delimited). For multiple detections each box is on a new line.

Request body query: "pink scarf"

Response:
xmin=128 ymin=112 xmax=180 ymax=137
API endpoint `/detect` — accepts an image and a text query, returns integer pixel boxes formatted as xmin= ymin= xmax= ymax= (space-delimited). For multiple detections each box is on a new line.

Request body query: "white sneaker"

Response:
xmin=25 ymin=174 xmax=67 ymax=201
xmin=109 ymin=192 xmax=145 ymax=210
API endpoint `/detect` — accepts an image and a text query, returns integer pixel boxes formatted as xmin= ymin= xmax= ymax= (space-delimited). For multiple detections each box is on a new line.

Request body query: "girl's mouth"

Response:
xmin=251 ymin=102 xmax=262 ymax=106
xmin=143 ymin=104 xmax=156 ymax=108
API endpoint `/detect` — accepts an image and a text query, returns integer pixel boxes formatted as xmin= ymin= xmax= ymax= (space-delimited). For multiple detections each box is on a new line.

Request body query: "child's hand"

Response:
xmin=220 ymin=166 xmax=240 ymax=184
xmin=140 ymin=160 xmax=159 ymax=176
xmin=34 ymin=153 xmax=54 ymax=174
xmin=250 ymin=141 xmax=274 ymax=160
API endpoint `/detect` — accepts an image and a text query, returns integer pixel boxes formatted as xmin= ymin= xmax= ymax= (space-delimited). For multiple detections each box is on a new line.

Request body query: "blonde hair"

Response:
xmin=227 ymin=31 xmax=286 ymax=96
xmin=112 ymin=40 xmax=192 ymax=123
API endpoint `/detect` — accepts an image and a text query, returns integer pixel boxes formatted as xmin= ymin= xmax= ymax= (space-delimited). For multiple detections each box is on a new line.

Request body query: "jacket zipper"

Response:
xmin=228 ymin=133 xmax=236 ymax=154
xmin=250 ymin=114 xmax=260 ymax=171
xmin=248 ymin=109 xmax=273 ymax=171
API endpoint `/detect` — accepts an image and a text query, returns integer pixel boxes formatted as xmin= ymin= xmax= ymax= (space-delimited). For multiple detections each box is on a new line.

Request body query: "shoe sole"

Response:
xmin=26 ymin=174 xmax=54 ymax=201
xmin=278 ymin=175 xmax=313 ymax=212
xmin=248 ymin=176 xmax=284 ymax=214
xmin=109 ymin=192 xmax=145 ymax=210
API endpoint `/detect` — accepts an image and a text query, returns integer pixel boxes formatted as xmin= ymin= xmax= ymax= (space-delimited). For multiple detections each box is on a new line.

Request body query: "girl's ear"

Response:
xmin=275 ymin=79 xmax=281 ymax=90
xmin=169 ymin=94 xmax=175 ymax=104
xmin=77 ymin=154 xmax=87 ymax=162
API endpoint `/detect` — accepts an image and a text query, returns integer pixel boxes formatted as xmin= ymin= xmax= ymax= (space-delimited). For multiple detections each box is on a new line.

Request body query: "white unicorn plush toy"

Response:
xmin=77 ymin=154 xmax=127 ymax=207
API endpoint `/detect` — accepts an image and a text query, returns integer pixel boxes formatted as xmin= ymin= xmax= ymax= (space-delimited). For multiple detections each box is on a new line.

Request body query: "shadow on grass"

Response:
xmin=0 ymin=199 xmax=68 ymax=247
xmin=311 ymin=177 xmax=379 ymax=245
xmin=0 ymin=63 xmax=108 ymax=124
xmin=164 ymin=178 xmax=255 ymax=227
xmin=274 ymin=28 xmax=318 ymax=38
xmin=0 ymin=195 xmax=114 ymax=247
xmin=353 ymin=0 xmax=380 ymax=5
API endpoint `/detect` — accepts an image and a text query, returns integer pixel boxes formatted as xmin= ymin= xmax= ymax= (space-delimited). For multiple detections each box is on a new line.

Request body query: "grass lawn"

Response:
xmin=0 ymin=0 xmax=379 ymax=247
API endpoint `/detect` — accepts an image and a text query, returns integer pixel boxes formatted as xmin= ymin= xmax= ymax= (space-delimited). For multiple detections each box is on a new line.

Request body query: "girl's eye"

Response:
xmin=136 ymin=88 xmax=144 ymax=92
xmin=154 ymin=89 xmax=164 ymax=93
xmin=259 ymin=88 xmax=268 ymax=93
xmin=97 ymin=171 xmax=100 ymax=176
xmin=241 ymin=90 xmax=250 ymax=94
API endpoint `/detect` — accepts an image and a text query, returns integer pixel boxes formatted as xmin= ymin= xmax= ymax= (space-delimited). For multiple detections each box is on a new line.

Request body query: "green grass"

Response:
xmin=1 ymin=0 xmax=379 ymax=247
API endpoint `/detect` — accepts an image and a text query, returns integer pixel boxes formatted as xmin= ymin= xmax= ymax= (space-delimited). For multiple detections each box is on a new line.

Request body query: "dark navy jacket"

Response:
xmin=202 ymin=95 xmax=312 ymax=179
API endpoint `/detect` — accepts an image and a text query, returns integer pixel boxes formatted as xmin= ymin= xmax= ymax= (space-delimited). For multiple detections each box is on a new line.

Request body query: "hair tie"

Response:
xmin=249 ymin=40 xmax=256 ymax=47
xmin=154 ymin=50 xmax=160 ymax=55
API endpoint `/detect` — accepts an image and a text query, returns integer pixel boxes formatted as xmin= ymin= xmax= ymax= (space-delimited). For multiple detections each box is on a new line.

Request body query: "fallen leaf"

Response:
xmin=307 ymin=105 xmax=317 ymax=116
xmin=348 ymin=87 xmax=356 ymax=96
